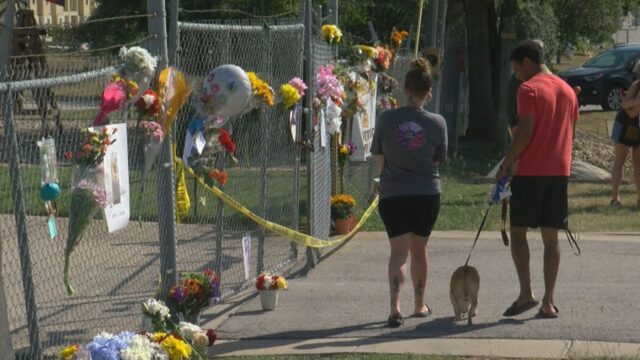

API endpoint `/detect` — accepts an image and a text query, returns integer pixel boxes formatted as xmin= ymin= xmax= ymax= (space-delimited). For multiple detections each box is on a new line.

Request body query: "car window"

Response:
xmin=583 ymin=51 xmax=617 ymax=68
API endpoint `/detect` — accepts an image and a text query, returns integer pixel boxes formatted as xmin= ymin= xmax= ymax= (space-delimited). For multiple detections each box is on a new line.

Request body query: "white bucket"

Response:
xmin=259 ymin=290 xmax=278 ymax=311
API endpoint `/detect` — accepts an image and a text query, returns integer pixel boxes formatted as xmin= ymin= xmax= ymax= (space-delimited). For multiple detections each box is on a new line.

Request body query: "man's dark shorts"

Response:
xmin=378 ymin=194 xmax=440 ymax=238
xmin=510 ymin=176 xmax=568 ymax=229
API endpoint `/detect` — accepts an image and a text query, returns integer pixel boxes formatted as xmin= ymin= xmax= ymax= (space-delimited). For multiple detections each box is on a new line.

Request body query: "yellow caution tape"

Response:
xmin=173 ymin=144 xmax=191 ymax=223
xmin=174 ymin=157 xmax=379 ymax=248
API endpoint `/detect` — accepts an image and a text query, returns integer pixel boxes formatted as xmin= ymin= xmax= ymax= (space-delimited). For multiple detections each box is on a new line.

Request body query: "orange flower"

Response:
xmin=208 ymin=169 xmax=229 ymax=187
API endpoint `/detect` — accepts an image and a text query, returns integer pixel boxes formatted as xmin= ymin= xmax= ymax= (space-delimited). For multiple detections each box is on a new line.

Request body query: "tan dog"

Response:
xmin=449 ymin=265 xmax=480 ymax=325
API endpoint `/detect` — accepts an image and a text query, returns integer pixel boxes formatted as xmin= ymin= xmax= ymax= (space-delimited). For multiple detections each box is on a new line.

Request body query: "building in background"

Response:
xmin=28 ymin=0 xmax=97 ymax=26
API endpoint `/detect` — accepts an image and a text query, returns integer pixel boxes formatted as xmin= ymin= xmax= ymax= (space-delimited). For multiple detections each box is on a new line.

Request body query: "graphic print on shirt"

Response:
xmin=395 ymin=122 xmax=425 ymax=151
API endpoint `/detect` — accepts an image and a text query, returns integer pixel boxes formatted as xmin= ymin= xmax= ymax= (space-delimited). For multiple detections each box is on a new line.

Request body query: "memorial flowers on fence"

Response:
xmin=135 ymin=88 xmax=161 ymax=120
xmin=255 ymin=272 xmax=288 ymax=291
xmin=321 ymin=24 xmax=342 ymax=45
xmin=168 ymin=269 xmax=221 ymax=319
xmin=247 ymin=71 xmax=275 ymax=107
xmin=60 ymin=297 xmax=217 ymax=360
xmin=64 ymin=127 xmax=115 ymax=295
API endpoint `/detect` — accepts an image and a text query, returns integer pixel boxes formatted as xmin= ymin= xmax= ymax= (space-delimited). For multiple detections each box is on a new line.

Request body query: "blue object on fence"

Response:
xmin=40 ymin=182 xmax=61 ymax=201
xmin=490 ymin=176 xmax=508 ymax=204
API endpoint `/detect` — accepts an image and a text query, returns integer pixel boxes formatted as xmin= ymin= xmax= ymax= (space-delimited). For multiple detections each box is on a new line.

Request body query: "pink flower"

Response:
xmin=315 ymin=65 xmax=344 ymax=102
xmin=288 ymin=77 xmax=307 ymax=97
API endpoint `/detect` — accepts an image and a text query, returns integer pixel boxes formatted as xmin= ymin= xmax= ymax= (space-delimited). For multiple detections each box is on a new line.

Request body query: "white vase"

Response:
xmin=259 ymin=290 xmax=278 ymax=311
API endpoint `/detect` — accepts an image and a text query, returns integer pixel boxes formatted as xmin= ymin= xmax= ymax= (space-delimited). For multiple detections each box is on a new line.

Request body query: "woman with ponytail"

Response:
xmin=371 ymin=57 xmax=448 ymax=327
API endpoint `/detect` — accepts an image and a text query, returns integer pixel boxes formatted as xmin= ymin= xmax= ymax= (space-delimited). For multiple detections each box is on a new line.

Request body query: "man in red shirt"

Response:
xmin=495 ymin=40 xmax=579 ymax=319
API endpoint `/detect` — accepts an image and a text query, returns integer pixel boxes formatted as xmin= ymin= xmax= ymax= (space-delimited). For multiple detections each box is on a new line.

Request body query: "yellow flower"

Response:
xmin=247 ymin=71 xmax=275 ymax=107
xmin=339 ymin=145 xmax=349 ymax=155
xmin=59 ymin=344 xmax=79 ymax=360
xmin=155 ymin=333 xmax=192 ymax=360
xmin=276 ymin=276 xmax=288 ymax=290
xmin=357 ymin=45 xmax=378 ymax=60
xmin=322 ymin=24 xmax=342 ymax=45
xmin=331 ymin=194 xmax=356 ymax=207
xmin=280 ymin=83 xmax=302 ymax=109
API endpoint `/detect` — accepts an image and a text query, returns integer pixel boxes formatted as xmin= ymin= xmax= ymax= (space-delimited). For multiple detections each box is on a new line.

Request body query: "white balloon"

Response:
xmin=200 ymin=64 xmax=252 ymax=117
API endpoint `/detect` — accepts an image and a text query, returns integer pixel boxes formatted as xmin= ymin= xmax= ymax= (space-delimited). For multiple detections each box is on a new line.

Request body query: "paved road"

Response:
xmin=204 ymin=231 xmax=640 ymax=357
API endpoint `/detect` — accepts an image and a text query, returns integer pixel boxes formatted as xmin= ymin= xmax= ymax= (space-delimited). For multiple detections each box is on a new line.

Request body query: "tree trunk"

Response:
xmin=495 ymin=0 xmax=518 ymax=151
xmin=463 ymin=0 xmax=496 ymax=141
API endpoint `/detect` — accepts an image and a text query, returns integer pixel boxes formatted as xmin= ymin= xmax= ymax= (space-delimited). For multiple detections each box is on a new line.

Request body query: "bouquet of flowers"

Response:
xmin=391 ymin=27 xmax=409 ymax=49
xmin=255 ymin=272 xmax=288 ymax=291
xmin=120 ymin=46 xmax=158 ymax=102
xmin=378 ymin=73 xmax=399 ymax=111
xmin=93 ymin=75 xmax=139 ymax=126
xmin=168 ymin=269 xmax=221 ymax=319
xmin=60 ymin=297 xmax=216 ymax=359
xmin=64 ymin=127 xmax=115 ymax=295
xmin=331 ymin=194 xmax=356 ymax=220
xmin=280 ymin=83 xmax=302 ymax=109
xmin=316 ymin=64 xmax=345 ymax=104
xmin=321 ymin=24 xmax=342 ymax=45
xmin=135 ymin=88 xmax=161 ymax=121
xmin=247 ymin=71 xmax=275 ymax=108
xmin=338 ymin=141 xmax=356 ymax=168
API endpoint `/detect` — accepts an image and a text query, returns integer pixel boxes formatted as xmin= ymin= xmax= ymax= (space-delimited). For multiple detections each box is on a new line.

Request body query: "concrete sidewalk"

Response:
xmin=202 ymin=231 xmax=640 ymax=358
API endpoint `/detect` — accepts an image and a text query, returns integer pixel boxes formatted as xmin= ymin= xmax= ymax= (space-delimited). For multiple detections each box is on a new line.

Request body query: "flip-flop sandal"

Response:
xmin=536 ymin=305 xmax=559 ymax=319
xmin=503 ymin=300 xmax=540 ymax=317
xmin=412 ymin=305 xmax=432 ymax=318
xmin=387 ymin=314 xmax=404 ymax=327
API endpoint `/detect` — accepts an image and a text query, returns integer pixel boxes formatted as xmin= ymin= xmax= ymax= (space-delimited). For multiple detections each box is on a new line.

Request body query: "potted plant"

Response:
xmin=168 ymin=269 xmax=220 ymax=325
xmin=255 ymin=273 xmax=288 ymax=311
xmin=331 ymin=194 xmax=356 ymax=235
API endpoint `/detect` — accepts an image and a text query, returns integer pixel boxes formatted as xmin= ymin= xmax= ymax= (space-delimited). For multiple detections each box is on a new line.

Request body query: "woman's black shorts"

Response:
xmin=510 ymin=176 xmax=568 ymax=229
xmin=378 ymin=194 xmax=440 ymax=238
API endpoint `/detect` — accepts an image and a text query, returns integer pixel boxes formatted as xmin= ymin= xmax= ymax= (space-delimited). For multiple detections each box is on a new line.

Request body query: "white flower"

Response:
xmin=149 ymin=342 xmax=169 ymax=360
xmin=329 ymin=117 xmax=342 ymax=135
xmin=120 ymin=46 xmax=158 ymax=77
xmin=192 ymin=332 xmax=209 ymax=348
xmin=499 ymin=188 xmax=512 ymax=200
xmin=142 ymin=298 xmax=170 ymax=319
xmin=178 ymin=321 xmax=202 ymax=340
xmin=121 ymin=335 xmax=152 ymax=360
xmin=142 ymin=93 xmax=156 ymax=109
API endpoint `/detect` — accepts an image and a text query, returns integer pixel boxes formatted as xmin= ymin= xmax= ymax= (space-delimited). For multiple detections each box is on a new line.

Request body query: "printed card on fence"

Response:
xmin=91 ymin=123 xmax=130 ymax=233
xmin=242 ymin=234 xmax=252 ymax=280
xmin=320 ymin=109 xmax=327 ymax=148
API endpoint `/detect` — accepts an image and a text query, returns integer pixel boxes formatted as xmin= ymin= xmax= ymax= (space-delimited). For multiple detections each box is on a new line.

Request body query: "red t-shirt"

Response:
xmin=515 ymin=73 xmax=579 ymax=176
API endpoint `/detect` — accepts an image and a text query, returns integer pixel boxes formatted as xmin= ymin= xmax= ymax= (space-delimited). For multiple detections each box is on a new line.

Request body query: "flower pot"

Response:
xmin=259 ymin=290 xmax=279 ymax=311
xmin=334 ymin=215 xmax=355 ymax=235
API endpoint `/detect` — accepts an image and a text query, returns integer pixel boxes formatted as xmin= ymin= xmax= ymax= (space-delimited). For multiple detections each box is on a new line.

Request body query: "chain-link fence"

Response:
xmin=174 ymin=18 xmax=306 ymax=297
xmin=0 ymin=59 xmax=165 ymax=358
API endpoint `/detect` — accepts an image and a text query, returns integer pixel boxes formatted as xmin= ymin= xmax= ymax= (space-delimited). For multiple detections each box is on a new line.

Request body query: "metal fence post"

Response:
xmin=3 ymin=88 xmax=43 ymax=359
xmin=147 ymin=0 xmax=177 ymax=302
xmin=168 ymin=0 xmax=179 ymax=67
xmin=0 ymin=90 xmax=15 ymax=356
xmin=0 ymin=0 xmax=15 ymax=76
xmin=256 ymin=24 xmax=273 ymax=275
xmin=303 ymin=0 xmax=316 ymax=272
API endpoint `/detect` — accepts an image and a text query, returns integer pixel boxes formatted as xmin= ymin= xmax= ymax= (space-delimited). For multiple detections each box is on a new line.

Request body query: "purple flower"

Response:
xmin=170 ymin=285 xmax=187 ymax=304
xmin=347 ymin=141 xmax=357 ymax=155
xmin=76 ymin=179 xmax=107 ymax=207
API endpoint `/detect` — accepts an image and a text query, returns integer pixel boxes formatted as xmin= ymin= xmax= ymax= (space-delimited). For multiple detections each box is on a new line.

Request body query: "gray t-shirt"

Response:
xmin=371 ymin=106 xmax=448 ymax=198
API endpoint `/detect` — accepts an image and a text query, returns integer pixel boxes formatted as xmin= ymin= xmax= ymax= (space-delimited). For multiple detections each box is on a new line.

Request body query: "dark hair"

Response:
xmin=404 ymin=57 xmax=432 ymax=97
xmin=510 ymin=40 xmax=544 ymax=64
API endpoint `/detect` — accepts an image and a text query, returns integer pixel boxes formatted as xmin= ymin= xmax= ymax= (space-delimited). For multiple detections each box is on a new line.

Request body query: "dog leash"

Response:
xmin=464 ymin=201 xmax=492 ymax=267
xmin=464 ymin=177 xmax=510 ymax=266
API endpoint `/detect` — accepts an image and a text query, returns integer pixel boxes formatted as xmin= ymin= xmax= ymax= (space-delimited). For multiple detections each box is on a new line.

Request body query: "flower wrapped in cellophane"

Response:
xmin=168 ymin=269 xmax=221 ymax=320
xmin=64 ymin=127 xmax=115 ymax=295
xmin=137 ymin=120 xmax=164 ymax=201
xmin=247 ymin=71 xmax=275 ymax=108
xmin=321 ymin=24 xmax=342 ymax=45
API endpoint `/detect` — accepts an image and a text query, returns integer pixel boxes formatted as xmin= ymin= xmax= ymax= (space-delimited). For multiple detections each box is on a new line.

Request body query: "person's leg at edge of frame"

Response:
xmin=388 ymin=233 xmax=411 ymax=318
xmin=510 ymin=226 xmax=536 ymax=305
xmin=540 ymin=227 xmax=560 ymax=316
xmin=631 ymin=146 xmax=640 ymax=207
xmin=409 ymin=233 xmax=429 ymax=315
xmin=611 ymin=143 xmax=630 ymax=207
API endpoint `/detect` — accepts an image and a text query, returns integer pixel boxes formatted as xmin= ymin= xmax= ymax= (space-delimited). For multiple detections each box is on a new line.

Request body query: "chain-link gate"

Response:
xmin=175 ymin=18 xmax=305 ymax=297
